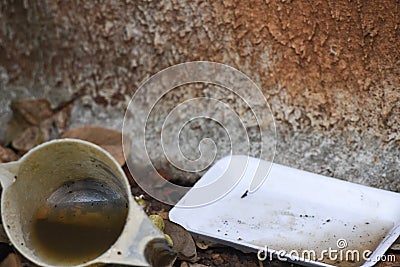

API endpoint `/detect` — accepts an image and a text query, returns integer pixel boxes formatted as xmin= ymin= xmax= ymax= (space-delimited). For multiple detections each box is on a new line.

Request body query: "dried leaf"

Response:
xmin=11 ymin=127 xmax=41 ymax=153
xmin=211 ymin=253 xmax=224 ymax=265
xmin=195 ymin=240 xmax=209 ymax=250
xmin=61 ymin=126 xmax=126 ymax=166
xmin=149 ymin=215 xmax=165 ymax=232
xmin=0 ymin=253 xmax=22 ymax=267
xmin=0 ymin=146 xmax=18 ymax=163
xmin=6 ymin=98 xmax=73 ymax=153
xmin=50 ymin=103 xmax=73 ymax=133
xmin=11 ymin=98 xmax=53 ymax=125
xmin=156 ymin=211 xmax=169 ymax=220
xmin=4 ymin=115 xmax=30 ymax=146
xmin=164 ymin=234 xmax=173 ymax=246
xmin=194 ymin=237 xmax=222 ymax=250
xmin=389 ymin=236 xmax=400 ymax=250
xmin=164 ymin=220 xmax=198 ymax=263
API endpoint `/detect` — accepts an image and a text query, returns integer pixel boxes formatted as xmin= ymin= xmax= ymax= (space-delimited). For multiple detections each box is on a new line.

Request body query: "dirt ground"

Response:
xmin=0 ymin=141 xmax=399 ymax=267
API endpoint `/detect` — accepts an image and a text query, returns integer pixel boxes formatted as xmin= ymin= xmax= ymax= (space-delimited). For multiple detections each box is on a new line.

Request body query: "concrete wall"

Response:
xmin=0 ymin=0 xmax=399 ymax=191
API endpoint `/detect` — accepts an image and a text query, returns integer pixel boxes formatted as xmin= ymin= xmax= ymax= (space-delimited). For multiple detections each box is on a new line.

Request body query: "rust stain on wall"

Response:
xmin=0 ymin=0 xmax=399 ymax=190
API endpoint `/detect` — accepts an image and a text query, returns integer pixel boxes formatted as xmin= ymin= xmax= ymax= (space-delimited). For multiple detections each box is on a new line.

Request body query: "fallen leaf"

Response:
xmin=211 ymin=253 xmax=224 ymax=265
xmin=149 ymin=215 xmax=165 ymax=232
xmin=5 ymin=98 xmax=73 ymax=153
xmin=61 ymin=126 xmax=127 ymax=166
xmin=195 ymin=240 xmax=210 ymax=250
xmin=11 ymin=127 xmax=40 ymax=153
xmin=164 ymin=220 xmax=198 ymax=263
xmin=194 ymin=236 xmax=222 ymax=250
xmin=49 ymin=103 xmax=73 ymax=132
xmin=0 ymin=146 xmax=18 ymax=163
xmin=164 ymin=234 xmax=173 ymax=246
xmin=36 ymin=102 xmax=73 ymax=142
xmin=156 ymin=211 xmax=169 ymax=220
xmin=0 ymin=253 xmax=22 ymax=267
xmin=391 ymin=237 xmax=400 ymax=251
xmin=10 ymin=98 xmax=53 ymax=125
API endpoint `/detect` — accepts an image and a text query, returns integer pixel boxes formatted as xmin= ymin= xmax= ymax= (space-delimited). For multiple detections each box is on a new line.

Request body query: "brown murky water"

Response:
xmin=30 ymin=206 xmax=127 ymax=265
xmin=30 ymin=179 xmax=129 ymax=266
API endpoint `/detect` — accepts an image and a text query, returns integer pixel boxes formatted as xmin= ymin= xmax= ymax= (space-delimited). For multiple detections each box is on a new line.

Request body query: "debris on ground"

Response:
xmin=164 ymin=220 xmax=198 ymax=263
xmin=149 ymin=214 xmax=165 ymax=232
xmin=391 ymin=243 xmax=400 ymax=251
xmin=0 ymin=97 xmax=399 ymax=267
xmin=5 ymin=98 xmax=73 ymax=154
xmin=0 ymin=146 xmax=18 ymax=163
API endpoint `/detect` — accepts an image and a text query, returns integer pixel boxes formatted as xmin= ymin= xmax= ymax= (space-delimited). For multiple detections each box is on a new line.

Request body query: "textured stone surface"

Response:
xmin=0 ymin=0 xmax=399 ymax=191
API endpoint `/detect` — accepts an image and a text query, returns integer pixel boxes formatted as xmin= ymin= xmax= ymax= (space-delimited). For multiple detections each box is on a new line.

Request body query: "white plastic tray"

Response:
xmin=170 ymin=155 xmax=400 ymax=267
